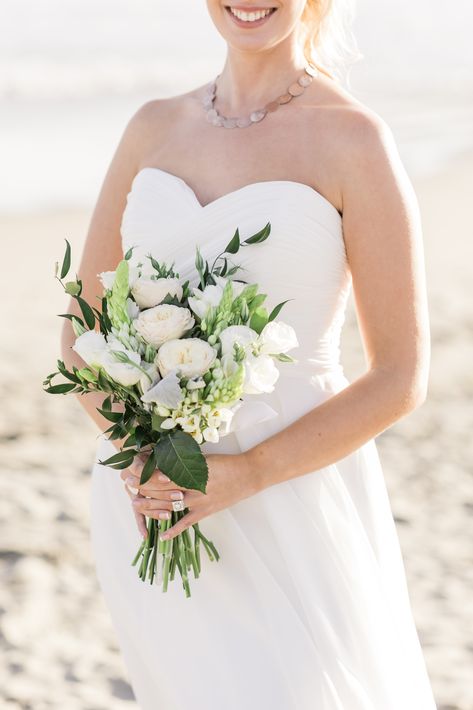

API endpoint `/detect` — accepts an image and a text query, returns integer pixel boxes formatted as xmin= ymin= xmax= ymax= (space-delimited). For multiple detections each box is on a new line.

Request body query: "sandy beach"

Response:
xmin=1 ymin=150 xmax=472 ymax=708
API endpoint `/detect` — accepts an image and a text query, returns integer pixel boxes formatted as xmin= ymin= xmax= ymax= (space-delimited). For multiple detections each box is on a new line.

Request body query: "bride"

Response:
xmin=61 ymin=1 xmax=438 ymax=708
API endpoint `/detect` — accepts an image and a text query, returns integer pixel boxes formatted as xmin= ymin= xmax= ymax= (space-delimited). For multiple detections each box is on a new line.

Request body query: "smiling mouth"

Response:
xmin=224 ymin=5 xmax=278 ymax=26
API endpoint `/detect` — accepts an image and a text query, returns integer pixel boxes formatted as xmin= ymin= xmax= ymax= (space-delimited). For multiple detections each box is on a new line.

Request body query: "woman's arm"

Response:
xmin=60 ymin=101 xmax=159 ymax=441
xmin=248 ymin=110 xmax=430 ymax=488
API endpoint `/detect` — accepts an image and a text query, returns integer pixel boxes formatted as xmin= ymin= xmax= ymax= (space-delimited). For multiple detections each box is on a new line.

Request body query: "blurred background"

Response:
xmin=1 ymin=1 xmax=472 ymax=708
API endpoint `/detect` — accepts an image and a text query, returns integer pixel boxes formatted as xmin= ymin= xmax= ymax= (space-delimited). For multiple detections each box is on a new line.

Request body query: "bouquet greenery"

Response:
xmin=43 ymin=222 xmax=298 ymax=597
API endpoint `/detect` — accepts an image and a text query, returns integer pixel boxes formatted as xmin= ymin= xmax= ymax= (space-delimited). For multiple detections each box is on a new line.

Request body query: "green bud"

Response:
xmin=65 ymin=280 xmax=81 ymax=296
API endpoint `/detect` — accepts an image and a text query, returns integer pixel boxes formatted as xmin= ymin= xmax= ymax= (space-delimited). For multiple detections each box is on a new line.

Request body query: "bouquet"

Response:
xmin=43 ymin=221 xmax=298 ymax=597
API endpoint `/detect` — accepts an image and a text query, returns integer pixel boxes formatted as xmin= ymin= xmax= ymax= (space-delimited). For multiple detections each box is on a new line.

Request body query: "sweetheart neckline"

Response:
xmin=135 ymin=166 xmax=343 ymax=221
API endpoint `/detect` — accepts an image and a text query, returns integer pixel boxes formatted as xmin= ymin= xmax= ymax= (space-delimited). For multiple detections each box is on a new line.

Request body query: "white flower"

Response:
xmin=243 ymin=354 xmax=280 ymax=394
xmin=258 ymin=321 xmax=298 ymax=355
xmin=97 ymin=270 xmax=116 ymax=291
xmin=99 ymin=348 xmax=143 ymax=386
xmin=133 ymin=304 xmax=194 ymax=348
xmin=138 ymin=361 xmax=160 ymax=395
xmin=72 ymin=330 xmax=108 ymax=367
xmin=140 ymin=371 xmax=184 ymax=409
xmin=203 ymin=427 xmax=219 ymax=443
xmin=156 ymin=338 xmax=217 ymax=378
xmin=188 ymin=283 xmax=224 ymax=320
xmin=73 ymin=332 xmax=143 ymax=387
xmin=219 ymin=325 xmax=258 ymax=358
xmin=126 ymin=297 xmax=140 ymax=320
xmin=131 ymin=276 xmax=183 ymax=309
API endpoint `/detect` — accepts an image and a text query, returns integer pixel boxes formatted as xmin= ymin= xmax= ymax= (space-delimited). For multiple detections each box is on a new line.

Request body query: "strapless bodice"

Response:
xmin=120 ymin=167 xmax=353 ymax=391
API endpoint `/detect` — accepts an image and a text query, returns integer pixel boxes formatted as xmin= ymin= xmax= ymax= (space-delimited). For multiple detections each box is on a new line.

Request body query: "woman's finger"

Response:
xmin=124 ymin=485 xmax=148 ymax=539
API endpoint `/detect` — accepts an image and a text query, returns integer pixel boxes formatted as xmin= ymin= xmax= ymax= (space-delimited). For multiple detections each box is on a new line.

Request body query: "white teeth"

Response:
xmin=229 ymin=7 xmax=274 ymax=22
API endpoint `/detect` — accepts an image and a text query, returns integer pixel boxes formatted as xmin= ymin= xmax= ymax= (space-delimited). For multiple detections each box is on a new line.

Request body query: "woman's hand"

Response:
xmin=121 ymin=452 xmax=260 ymax=542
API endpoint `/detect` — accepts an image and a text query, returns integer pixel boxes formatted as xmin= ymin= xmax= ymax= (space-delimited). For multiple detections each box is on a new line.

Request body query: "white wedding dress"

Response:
xmin=89 ymin=167 xmax=438 ymax=709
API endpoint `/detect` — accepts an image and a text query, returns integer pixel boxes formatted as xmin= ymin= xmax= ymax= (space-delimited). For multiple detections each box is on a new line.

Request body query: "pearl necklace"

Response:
xmin=202 ymin=63 xmax=318 ymax=128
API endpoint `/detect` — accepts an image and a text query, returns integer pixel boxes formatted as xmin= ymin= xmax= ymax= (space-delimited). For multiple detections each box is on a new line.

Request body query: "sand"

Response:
xmin=1 ymin=152 xmax=472 ymax=708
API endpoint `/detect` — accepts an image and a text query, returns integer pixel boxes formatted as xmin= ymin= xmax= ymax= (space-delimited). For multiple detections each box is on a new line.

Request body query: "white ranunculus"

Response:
xmin=133 ymin=304 xmax=194 ymax=348
xmin=219 ymin=325 xmax=258 ymax=358
xmin=188 ymin=283 xmax=224 ymax=320
xmin=140 ymin=371 xmax=184 ymax=409
xmin=72 ymin=330 xmax=108 ymax=367
xmin=257 ymin=321 xmax=298 ymax=355
xmin=243 ymin=354 xmax=280 ymax=394
xmin=131 ymin=276 xmax=183 ymax=309
xmin=156 ymin=338 xmax=217 ymax=378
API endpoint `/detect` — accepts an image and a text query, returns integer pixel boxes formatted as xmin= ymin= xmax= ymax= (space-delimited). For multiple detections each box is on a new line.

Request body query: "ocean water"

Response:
xmin=1 ymin=0 xmax=472 ymax=211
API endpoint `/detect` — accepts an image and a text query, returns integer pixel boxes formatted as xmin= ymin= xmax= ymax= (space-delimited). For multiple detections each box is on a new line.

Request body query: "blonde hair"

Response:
xmin=298 ymin=0 xmax=362 ymax=84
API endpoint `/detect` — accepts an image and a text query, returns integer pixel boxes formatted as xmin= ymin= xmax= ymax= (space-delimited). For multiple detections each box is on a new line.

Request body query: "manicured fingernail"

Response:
xmin=159 ymin=512 xmax=171 ymax=520
xmin=158 ymin=473 xmax=171 ymax=482
xmin=159 ymin=532 xmax=169 ymax=540
xmin=170 ymin=491 xmax=184 ymax=500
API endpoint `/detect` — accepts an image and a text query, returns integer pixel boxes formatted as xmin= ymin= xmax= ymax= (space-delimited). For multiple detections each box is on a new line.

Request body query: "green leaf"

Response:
xmin=224 ymin=228 xmax=240 ymax=255
xmin=124 ymin=246 xmax=135 ymax=260
xmin=96 ymin=407 xmax=123 ymax=422
xmin=77 ymin=367 xmax=97 ymax=383
xmin=57 ymin=313 xmax=85 ymax=328
xmin=139 ymin=447 xmax=158 ymax=485
xmin=248 ymin=293 xmax=267 ymax=312
xmin=151 ymin=413 xmax=168 ymax=431
xmin=107 ymin=457 xmax=135 ymax=470
xmin=60 ymin=239 xmax=71 ymax=279
xmin=77 ymin=296 xmax=96 ymax=329
xmin=243 ymin=222 xmax=271 ymax=245
xmin=44 ymin=382 xmax=78 ymax=394
xmin=249 ymin=306 xmax=269 ymax=334
xmin=268 ymin=299 xmax=291 ymax=322
xmin=98 ymin=448 xmax=139 ymax=467
xmin=155 ymin=430 xmax=208 ymax=493
xmin=271 ymin=352 xmax=296 ymax=363
xmin=101 ymin=395 xmax=112 ymax=411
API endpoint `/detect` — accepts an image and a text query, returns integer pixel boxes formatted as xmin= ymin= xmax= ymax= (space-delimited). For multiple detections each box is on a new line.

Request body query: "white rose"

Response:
xmin=72 ymin=330 xmax=108 ymax=367
xmin=188 ymin=283 xmax=224 ymax=320
xmin=133 ymin=304 xmax=194 ymax=347
xmin=257 ymin=321 xmax=299 ymax=355
xmin=219 ymin=325 xmax=257 ymax=358
xmin=156 ymin=338 xmax=217 ymax=378
xmin=131 ymin=277 xmax=183 ymax=309
xmin=243 ymin=354 xmax=280 ymax=394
